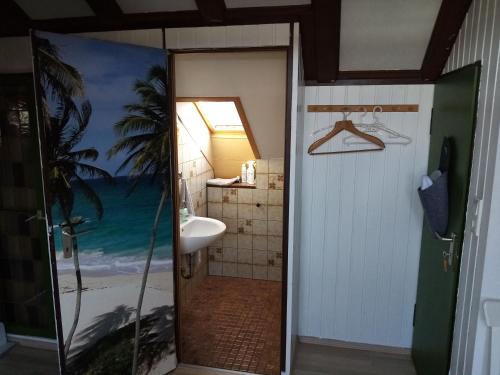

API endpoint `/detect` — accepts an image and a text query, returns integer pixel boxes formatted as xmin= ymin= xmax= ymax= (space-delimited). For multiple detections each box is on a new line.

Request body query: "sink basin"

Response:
xmin=180 ymin=216 xmax=226 ymax=254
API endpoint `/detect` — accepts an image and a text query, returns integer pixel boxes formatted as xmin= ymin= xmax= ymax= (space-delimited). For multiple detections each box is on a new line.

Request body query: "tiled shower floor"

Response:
xmin=181 ymin=276 xmax=282 ymax=375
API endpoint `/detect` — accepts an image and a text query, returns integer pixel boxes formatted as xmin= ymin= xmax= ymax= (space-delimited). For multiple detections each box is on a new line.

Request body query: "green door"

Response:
xmin=412 ymin=63 xmax=480 ymax=375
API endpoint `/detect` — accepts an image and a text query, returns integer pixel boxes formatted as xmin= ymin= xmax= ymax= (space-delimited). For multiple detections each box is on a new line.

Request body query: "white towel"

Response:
xmin=207 ymin=177 xmax=239 ymax=186
xmin=180 ymin=178 xmax=195 ymax=215
xmin=421 ymin=175 xmax=433 ymax=191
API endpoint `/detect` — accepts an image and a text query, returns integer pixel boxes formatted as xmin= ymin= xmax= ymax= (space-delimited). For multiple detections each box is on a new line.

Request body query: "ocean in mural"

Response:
xmin=53 ymin=177 xmax=173 ymax=276
xmin=33 ymin=30 xmax=176 ymax=374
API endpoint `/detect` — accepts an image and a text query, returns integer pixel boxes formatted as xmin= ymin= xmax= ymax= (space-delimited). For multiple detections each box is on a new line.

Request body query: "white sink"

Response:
xmin=180 ymin=216 xmax=226 ymax=255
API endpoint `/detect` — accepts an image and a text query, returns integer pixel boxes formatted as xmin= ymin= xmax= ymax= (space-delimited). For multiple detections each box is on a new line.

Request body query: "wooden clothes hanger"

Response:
xmin=308 ymin=112 xmax=385 ymax=155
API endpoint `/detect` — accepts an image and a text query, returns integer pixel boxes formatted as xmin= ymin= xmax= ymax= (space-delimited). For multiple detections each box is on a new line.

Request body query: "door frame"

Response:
xmin=168 ymin=27 xmax=294 ymax=373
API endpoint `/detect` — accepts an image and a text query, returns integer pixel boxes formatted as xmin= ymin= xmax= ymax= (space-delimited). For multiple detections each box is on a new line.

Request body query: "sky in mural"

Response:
xmin=38 ymin=31 xmax=167 ymax=176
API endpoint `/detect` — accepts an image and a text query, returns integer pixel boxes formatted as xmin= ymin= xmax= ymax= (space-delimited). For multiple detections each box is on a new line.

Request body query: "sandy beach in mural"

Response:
xmin=58 ymin=270 xmax=176 ymax=374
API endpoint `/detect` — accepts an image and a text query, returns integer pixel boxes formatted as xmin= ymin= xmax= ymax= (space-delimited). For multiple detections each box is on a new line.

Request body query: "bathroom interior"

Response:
xmin=2 ymin=1 xmax=500 ymax=375
xmin=174 ymin=50 xmax=287 ymax=374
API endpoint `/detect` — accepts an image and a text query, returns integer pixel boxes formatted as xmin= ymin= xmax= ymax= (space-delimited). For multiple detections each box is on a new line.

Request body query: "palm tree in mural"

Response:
xmin=47 ymin=98 xmax=113 ymax=358
xmin=35 ymin=35 xmax=84 ymax=105
xmin=107 ymin=64 xmax=171 ymax=375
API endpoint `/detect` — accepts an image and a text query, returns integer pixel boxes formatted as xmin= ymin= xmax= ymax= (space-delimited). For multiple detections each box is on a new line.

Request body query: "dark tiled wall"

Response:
xmin=0 ymin=76 xmax=55 ymax=337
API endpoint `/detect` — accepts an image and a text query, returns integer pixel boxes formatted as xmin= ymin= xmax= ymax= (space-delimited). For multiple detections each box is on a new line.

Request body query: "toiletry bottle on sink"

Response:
xmin=247 ymin=161 xmax=255 ymax=185
xmin=241 ymin=163 xmax=247 ymax=183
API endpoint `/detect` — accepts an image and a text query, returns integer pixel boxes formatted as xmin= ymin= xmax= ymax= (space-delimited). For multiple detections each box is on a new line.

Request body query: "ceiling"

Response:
xmin=0 ymin=0 xmax=472 ymax=84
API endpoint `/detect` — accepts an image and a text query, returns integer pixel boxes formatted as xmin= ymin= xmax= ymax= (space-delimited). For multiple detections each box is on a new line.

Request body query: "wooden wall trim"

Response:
xmin=298 ymin=336 xmax=412 ymax=356
xmin=195 ymin=0 xmax=226 ymax=22
xmin=84 ymin=0 xmax=123 ymax=18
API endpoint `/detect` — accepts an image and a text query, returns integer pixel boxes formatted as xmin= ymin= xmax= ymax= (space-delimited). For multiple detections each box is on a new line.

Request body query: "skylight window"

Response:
xmin=176 ymin=96 xmax=260 ymax=158
xmin=196 ymin=101 xmax=243 ymax=132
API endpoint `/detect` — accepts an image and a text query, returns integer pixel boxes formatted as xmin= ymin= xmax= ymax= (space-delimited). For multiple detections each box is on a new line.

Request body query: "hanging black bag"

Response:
xmin=418 ymin=137 xmax=451 ymax=237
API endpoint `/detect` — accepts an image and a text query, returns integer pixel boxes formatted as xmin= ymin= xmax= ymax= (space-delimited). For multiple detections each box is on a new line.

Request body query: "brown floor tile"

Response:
xmin=181 ymin=276 xmax=282 ymax=375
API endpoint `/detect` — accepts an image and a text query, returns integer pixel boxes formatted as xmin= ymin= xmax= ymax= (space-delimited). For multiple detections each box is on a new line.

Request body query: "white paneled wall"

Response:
xmin=444 ymin=1 xmax=500 ymax=374
xmin=164 ymin=24 xmax=289 ymax=49
xmin=298 ymin=85 xmax=434 ymax=348
xmin=77 ymin=29 xmax=163 ymax=48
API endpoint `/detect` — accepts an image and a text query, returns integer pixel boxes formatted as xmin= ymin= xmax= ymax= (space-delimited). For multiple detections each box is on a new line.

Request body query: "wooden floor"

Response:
xmin=0 ymin=342 xmax=417 ymax=375
xmin=294 ymin=342 xmax=417 ymax=375
xmin=0 ymin=345 xmax=59 ymax=375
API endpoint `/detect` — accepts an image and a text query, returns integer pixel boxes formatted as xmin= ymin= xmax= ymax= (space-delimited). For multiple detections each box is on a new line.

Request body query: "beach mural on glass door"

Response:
xmin=32 ymin=31 xmax=176 ymax=374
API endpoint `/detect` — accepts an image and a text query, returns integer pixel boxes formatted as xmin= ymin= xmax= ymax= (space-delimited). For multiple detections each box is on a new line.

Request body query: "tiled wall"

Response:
xmin=207 ymin=158 xmax=284 ymax=281
xmin=0 ymin=77 xmax=55 ymax=337
xmin=177 ymin=123 xmax=214 ymax=304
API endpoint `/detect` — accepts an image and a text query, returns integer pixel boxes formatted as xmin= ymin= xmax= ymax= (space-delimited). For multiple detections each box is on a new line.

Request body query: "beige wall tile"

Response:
xmin=237 ymin=264 xmax=253 ymax=279
xmin=268 ymin=251 xmax=282 ymax=266
xmin=223 ymin=247 xmax=237 ymax=263
xmin=253 ymin=235 xmax=268 ymax=251
xmin=208 ymin=202 xmax=222 ymax=218
xmin=253 ymin=265 xmax=268 ymax=280
xmin=237 ymin=219 xmax=252 ymax=234
xmin=222 ymin=188 xmax=238 ymax=203
xmin=252 ymin=220 xmax=267 ymax=235
xmin=256 ymin=174 xmax=268 ymax=190
xmin=223 ymin=262 xmax=237 ymax=277
xmin=268 ymin=220 xmax=283 ymax=236
xmin=223 ymin=233 xmax=238 ymax=248
xmin=268 ymin=206 xmax=283 ymax=221
xmin=209 ymin=261 xmax=222 ymax=276
xmin=208 ymin=187 xmax=222 ymax=203
xmin=256 ymin=159 xmax=269 ymax=174
xmin=253 ymin=204 xmax=268 ymax=220
xmin=237 ymin=248 xmax=252 ymax=264
xmin=238 ymin=203 xmax=253 ymax=219
xmin=268 ymin=174 xmax=284 ymax=190
xmin=238 ymin=234 xmax=253 ymax=249
xmin=208 ymin=246 xmax=223 ymax=262
xmin=269 ymin=158 xmax=284 ymax=174
xmin=268 ymin=190 xmax=283 ymax=206
xmin=223 ymin=218 xmax=238 ymax=234
xmin=223 ymin=203 xmax=238 ymax=218
xmin=252 ymin=189 xmax=268 ymax=204
xmin=237 ymin=188 xmax=253 ymax=204
xmin=268 ymin=236 xmax=283 ymax=252
xmin=268 ymin=266 xmax=282 ymax=281
xmin=211 ymin=238 xmax=223 ymax=247
xmin=253 ymin=250 xmax=268 ymax=265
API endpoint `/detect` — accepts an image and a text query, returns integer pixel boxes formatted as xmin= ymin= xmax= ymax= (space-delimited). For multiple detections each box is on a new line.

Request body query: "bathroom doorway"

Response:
xmin=171 ymin=47 xmax=290 ymax=375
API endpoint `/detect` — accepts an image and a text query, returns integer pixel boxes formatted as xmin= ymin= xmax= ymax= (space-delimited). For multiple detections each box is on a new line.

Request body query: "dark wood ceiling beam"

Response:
xmin=421 ymin=0 xmax=473 ymax=81
xmin=0 ymin=0 xmax=31 ymax=36
xmin=85 ymin=0 xmax=122 ymax=17
xmin=312 ymin=0 xmax=341 ymax=83
xmin=195 ymin=0 xmax=226 ymax=22
xmin=0 ymin=5 xmax=309 ymax=37
xmin=300 ymin=11 xmax=316 ymax=82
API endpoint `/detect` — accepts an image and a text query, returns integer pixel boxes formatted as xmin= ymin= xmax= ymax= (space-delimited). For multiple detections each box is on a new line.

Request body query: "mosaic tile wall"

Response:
xmin=207 ymin=158 xmax=284 ymax=281
xmin=177 ymin=123 xmax=214 ymax=305
xmin=0 ymin=77 xmax=55 ymax=337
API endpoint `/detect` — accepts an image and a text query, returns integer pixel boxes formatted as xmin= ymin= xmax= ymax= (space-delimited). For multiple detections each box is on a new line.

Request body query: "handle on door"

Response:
xmin=25 ymin=209 xmax=46 ymax=222
xmin=435 ymin=232 xmax=457 ymax=272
